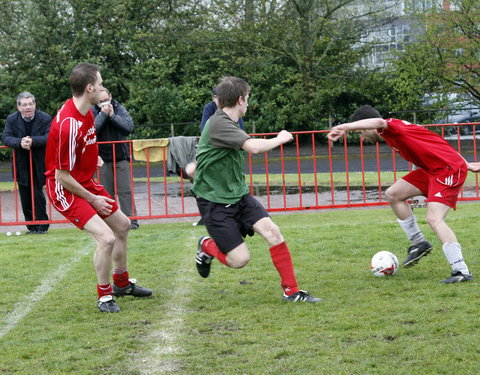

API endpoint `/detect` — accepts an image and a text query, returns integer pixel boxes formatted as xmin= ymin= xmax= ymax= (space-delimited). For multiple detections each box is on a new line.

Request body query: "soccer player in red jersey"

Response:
xmin=328 ymin=105 xmax=478 ymax=283
xmin=45 ymin=63 xmax=152 ymax=312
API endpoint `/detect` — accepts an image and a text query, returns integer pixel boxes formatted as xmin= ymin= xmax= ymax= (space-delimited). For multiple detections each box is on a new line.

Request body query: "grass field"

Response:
xmin=1 ymin=204 xmax=480 ymax=374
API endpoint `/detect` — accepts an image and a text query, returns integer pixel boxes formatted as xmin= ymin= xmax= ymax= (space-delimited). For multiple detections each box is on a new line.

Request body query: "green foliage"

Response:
xmin=0 ymin=0 xmax=399 ymax=136
xmin=3 ymin=0 xmax=476 ymax=137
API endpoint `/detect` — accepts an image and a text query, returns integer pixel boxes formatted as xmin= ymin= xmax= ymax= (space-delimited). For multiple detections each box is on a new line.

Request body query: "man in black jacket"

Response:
xmin=2 ymin=92 xmax=51 ymax=234
xmin=92 ymin=88 xmax=139 ymax=229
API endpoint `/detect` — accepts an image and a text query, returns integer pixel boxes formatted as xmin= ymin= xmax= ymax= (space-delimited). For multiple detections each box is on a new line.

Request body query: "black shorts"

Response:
xmin=196 ymin=194 xmax=269 ymax=254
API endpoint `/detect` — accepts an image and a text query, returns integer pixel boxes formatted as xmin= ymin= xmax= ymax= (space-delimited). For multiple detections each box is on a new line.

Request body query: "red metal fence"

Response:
xmin=1 ymin=123 xmax=479 ymax=228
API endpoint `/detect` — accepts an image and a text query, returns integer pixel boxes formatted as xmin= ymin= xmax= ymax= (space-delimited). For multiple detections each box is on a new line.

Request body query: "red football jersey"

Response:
xmin=378 ymin=118 xmax=465 ymax=174
xmin=45 ymin=98 xmax=98 ymax=183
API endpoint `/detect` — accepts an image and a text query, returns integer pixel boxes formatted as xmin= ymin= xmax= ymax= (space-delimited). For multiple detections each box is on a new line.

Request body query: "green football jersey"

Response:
xmin=191 ymin=109 xmax=251 ymax=204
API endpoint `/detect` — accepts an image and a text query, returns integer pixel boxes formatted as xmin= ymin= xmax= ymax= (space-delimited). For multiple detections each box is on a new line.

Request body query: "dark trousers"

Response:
xmin=100 ymin=160 xmax=138 ymax=224
xmin=18 ymin=183 xmax=49 ymax=231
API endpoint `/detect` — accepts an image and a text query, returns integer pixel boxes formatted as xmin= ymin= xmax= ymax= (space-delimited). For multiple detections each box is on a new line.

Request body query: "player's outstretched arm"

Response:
xmin=327 ymin=119 xmax=387 ymax=141
xmin=467 ymin=162 xmax=480 ymax=173
xmin=242 ymin=130 xmax=293 ymax=154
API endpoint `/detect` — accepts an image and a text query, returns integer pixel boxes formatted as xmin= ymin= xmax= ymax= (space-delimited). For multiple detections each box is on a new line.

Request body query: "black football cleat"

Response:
xmin=440 ymin=271 xmax=473 ymax=284
xmin=402 ymin=241 xmax=432 ymax=268
xmin=195 ymin=236 xmax=213 ymax=278
xmin=282 ymin=290 xmax=323 ymax=303
xmin=113 ymin=279 xmax=152 ymax=298
xmin=97 ymin=295 xmax=120 ymax=313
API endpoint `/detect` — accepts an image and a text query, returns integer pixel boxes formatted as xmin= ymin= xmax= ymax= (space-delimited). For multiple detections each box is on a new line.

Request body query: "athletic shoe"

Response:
xmin=402 ymin=241 xmax=432 ymax=268
xmin=440 ymin=271 xmax=473 ymax=284
xmin=97 ymin=295 xmax=120 ymax=313
xmin=113 ymin=278 xmax=152 ymax=298
xmin=282 ymin=290 xmax=323 ymax=303
xmin=195 ymin=236 xmax=213 ymax=278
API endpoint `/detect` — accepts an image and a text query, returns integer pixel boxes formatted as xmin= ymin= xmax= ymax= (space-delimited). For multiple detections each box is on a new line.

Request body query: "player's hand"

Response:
xmin=92 ymin=195 xmax=115 ymax=216
xmin=327 ymin=125 xmax=348 ymax=141
xmin=467 ymin=162 xmax=480 ymax=173
xmin=185 ymin=162 xmax=196 ymax=179
xmin=97 ymin=156 xmax=104 ymax=168
xmin=276 ymin=130 xmax=293 ymax=145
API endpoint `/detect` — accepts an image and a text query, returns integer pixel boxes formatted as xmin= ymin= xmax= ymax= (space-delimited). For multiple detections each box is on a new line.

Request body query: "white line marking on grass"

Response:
xmin=0 ymin=243 xmax=91 ymax=339
xmin=134 ymin=239 xmax=195 ymax=374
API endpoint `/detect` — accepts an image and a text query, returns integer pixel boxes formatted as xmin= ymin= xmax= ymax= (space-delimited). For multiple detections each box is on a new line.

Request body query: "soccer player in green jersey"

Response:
xmin=186 ymin=76 xmax=322 ymax=303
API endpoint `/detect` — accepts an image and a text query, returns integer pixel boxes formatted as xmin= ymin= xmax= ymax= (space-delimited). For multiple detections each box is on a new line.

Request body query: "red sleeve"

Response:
xmin=57 ymin=117 xmax=78 ymax=171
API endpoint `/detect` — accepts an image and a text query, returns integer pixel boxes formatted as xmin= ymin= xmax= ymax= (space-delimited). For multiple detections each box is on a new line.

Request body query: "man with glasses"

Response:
xmin=2 ymin=92 xmax=51 ymax=234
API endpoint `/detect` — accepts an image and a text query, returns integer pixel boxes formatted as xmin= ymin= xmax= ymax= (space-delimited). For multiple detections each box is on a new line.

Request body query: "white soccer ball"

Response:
xmin=370 ymin=251 xmax=399 ymax=277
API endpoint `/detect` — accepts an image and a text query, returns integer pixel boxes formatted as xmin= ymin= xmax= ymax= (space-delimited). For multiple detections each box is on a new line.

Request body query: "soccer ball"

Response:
xmin=370 ymin=251 xmax=399 ymax=277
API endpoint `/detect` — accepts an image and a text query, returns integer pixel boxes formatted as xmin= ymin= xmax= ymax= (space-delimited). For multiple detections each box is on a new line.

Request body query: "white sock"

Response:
xmin=442 ymin=242 xmax=470 ymax=275
xmin=397 ymin=215 xmax=426 ymax=245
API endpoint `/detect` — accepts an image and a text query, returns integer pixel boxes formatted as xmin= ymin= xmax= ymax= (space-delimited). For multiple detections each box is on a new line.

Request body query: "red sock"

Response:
xmin=269 ymin=242 xmax=299 ymax=295
xmin=97 ymin=283 xmax=113 ymax=298
xmin=113 ymin=269 xmax=130 ymax=288
xmin=202 ymin=238 xmax=228 ymax=265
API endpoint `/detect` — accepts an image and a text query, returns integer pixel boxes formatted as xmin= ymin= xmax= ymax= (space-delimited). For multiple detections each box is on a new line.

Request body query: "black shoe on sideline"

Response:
xmin=26 ymin=230 xmax=47 ymax=235
xmin=130 ymin=221 xmax=140 ymax=230
xmin=402 ymin=241 xmax=432 ymax=268
xmin=113 ymin=279 xmax=152 ymax=298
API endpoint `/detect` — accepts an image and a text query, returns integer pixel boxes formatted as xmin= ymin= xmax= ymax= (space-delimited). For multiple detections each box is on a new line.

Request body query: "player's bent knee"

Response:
xmin=228 ymin=256 xmax=249 ymax=269
xmin=260 ymin=221 xmax=282 ymax=242
xmin=426 ymin=214 xmax=441 ymax=230
xmin=97 ymin=232 xmax=116 ymax=250
xmin=227 ymin=252 xmax=250 ymax=269
xmin=385 ymin=187 xmax=397 ymax=203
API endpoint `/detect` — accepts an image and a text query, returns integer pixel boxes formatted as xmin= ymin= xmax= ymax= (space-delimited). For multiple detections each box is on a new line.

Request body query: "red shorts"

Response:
xmin=46 ymin=178 xmax=119 ymax=229
xmin=402 ymin=165 xmax=467 ymax=209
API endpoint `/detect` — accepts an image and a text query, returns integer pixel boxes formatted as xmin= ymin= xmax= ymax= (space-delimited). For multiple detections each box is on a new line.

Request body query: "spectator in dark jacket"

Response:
xmin=2 ymin=92 xmax=51 ymax=233
xmin=92 ymin=88 xmax=139 ymax=229
xmin=200 ymin=88 xmax=245 ymax=133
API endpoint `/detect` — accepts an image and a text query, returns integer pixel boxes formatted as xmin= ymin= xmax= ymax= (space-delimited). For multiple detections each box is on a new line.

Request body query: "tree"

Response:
xmin=425 ymin=0 xmax=480 ymax=102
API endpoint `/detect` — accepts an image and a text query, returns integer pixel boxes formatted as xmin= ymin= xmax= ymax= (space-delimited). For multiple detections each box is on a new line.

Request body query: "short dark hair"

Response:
xmin=352 ymin=105 xmax=382 ymax=122
xmin=216 ymin=76 xmax=250 ymax=109
xmin=69 ymin=63 xmax=99 ymax=97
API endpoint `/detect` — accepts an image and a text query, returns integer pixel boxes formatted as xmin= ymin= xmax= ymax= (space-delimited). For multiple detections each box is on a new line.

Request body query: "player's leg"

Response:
xmin=385 ymin=178 xmax=423 ymax=219
xmin=386 ymin=173 xmax=432 ymax=267
xmin=253 ymin=217 xmax=322 ymax=303
xmin=194 ymin=197 xmax=250 ymax=277
xmin=103 ymin=209 xmax=130 ymax=269
xmin=83 ymin=215 xmax=117 ymax=286
xmin=103 ymin=208 xmax=152 ymax=298
xmin=427 ymin=202 xmax=471 ymax=284
xmin=83 ymin=215 xmax=120 ymax=312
